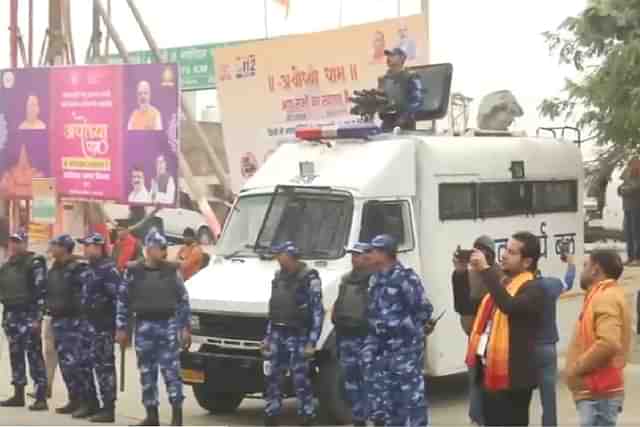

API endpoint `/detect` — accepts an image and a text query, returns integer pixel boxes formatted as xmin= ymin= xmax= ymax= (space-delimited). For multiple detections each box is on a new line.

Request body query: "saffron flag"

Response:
xmin=274 ymin=0 xmax=290 ymax=17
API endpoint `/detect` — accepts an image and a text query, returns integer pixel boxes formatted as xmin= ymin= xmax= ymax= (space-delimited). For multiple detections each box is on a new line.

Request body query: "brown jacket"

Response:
xmin=565 ymin=283 xmax=632 ymax=401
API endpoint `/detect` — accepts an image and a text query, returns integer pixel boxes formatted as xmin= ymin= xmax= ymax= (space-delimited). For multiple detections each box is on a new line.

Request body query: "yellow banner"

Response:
xmin=62 ymin=157 xmax=111 ymax=171
xmin=215 ymin=15 xmax=429 ymax=191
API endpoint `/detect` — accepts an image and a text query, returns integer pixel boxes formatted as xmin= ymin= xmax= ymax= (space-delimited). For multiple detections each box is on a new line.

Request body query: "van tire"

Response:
xmin=192 ymin=384 xmax=244 ymax=414
xmin=315 ymin=353 xmax=352 ymax=425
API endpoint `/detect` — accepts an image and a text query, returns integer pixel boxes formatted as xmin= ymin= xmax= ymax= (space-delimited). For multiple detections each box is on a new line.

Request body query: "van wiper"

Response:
xmin=223 ymin=244 xmax=257 ymax=260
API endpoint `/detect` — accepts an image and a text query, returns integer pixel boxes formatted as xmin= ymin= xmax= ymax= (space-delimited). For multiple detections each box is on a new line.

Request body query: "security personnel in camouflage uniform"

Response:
xmin=78 ymin=232 xmax=122 ymax=423
xmin=364 ymin=234 xmax=433 ymax=427
xmin=116 ymin=231 xmax=191 ymax=427
xmin=0 ymin=230 xmax=48 ymax=411
xmin=331 ymin=242 xmax=373 ymax=426
xmin=378 ymin=47 xmax=424 ymax=132
xmin=262 ymin=241 xmax=324 ymax=427
xmin=47 ymin=234 xmax=98 ymax=418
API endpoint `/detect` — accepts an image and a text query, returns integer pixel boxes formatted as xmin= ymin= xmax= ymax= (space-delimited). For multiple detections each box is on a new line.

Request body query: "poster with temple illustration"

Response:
xmin=0 ymin=64 xmax=179 ymax=206
xmin=0 ymin=68 xmax=51 ymax=199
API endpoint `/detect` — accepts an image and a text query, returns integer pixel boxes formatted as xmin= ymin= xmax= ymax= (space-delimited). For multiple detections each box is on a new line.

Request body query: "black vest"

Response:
xmin=47 ymin=259 xmax=85 ymax=318
xmin=129 ymin=262 xmax=179 ymax=316
xmin=88 ymin=257 xmax=118 ymax=330
xmin=332 ymin=270 xmax=371 ymax=336
xmin=0 ymin=253 xmax=36 ymax=306
xmin=268 ymin=265 xmax=313 ymax=330
xmin=378 ymin=69 xmax=412 ymax=114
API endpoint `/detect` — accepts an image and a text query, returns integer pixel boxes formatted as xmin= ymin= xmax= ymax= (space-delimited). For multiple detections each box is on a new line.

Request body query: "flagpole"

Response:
xmin=264 ymin=0 xmax=269 ymax=38
xmin=338 ymin=0 xmax=344 ymax=27
xmin=397 ymin=0 xmax=401 ymax=17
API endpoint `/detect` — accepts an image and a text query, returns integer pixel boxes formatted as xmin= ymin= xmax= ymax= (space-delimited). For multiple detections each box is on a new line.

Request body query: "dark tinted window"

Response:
xmin=360 ymin=201 xmax=414 ymax=250
xmin=439 ymin=184 xmax=476 ymax=220
xmin=478 ymin=182 xmax=530 ymax=218
xmin=255 ymin=188 xmax=353 ymax=259
xmin=532 ymin=181 xmax=577 ymax=213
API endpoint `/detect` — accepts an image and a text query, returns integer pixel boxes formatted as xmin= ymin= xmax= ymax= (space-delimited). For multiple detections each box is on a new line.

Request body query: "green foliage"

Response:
xmin=540 ymin=0 xmax=640 ymax=149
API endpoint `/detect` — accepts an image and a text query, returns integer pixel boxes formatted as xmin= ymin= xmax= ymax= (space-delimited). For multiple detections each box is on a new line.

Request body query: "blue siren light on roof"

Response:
xmin=295 ymin=123 xmax=381 ymax=141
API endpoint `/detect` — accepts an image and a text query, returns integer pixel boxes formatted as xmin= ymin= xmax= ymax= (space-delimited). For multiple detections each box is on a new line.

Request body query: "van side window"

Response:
xmin=439 ymin=184 xmax=476 ymax=220
xmin=359 ymin=201 xmax=414 ymax=251
xmin=439 ymin=179 xmax=578 ymax=220
xmin=532 ymin=181 xmax=577 ymax=213
xmin=478 ymin=182 xmax=531 ymax=218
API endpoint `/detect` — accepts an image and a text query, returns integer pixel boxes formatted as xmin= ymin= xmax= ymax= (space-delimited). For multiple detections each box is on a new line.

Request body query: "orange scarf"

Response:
xmin=578 ymin=279 xmax=624 ymax=394
xmin=465 ymin=271 xmax=534 ymax=391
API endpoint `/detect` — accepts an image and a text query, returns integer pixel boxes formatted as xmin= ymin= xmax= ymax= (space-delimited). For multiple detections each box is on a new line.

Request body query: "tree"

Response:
xmin=540 ymin=0 xmax=640 ymax=200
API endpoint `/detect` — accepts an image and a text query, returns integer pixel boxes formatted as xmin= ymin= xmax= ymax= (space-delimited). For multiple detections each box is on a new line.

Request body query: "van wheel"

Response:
xmin=198 ymin=227 xmax=214 ymax=245
xmin=316 ymin=354 xmax=352 ymax=425
xmin=192 ymin=384 xmax=244 ymax=414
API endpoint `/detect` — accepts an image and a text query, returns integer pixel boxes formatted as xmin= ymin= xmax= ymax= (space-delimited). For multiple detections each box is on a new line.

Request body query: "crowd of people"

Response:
xmin=0 ymin=225 xmax=634 ymax=427
xmin=453 ymin=233 xmax=631 ymax=427
xmin=0 ymin=226 xmax=207 ymax=426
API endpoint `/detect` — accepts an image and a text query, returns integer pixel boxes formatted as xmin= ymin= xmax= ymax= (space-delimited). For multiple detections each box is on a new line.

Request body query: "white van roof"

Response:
xmin=242 ymin=135 xmax=581 ymax=198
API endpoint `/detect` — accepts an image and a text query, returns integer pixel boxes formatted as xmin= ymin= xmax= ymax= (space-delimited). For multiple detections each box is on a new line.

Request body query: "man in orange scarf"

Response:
xmin=565 ymin=250 xmax=631 ymax=427
xmin=466 ymin=231 xmax=545 ymax=426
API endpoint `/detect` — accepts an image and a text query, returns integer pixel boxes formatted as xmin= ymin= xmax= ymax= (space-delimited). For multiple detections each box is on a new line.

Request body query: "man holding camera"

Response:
xmin=452 ymin=235 xmax=500 ymax=426
xmin=465 ymin=231 xmax=545 ymax=426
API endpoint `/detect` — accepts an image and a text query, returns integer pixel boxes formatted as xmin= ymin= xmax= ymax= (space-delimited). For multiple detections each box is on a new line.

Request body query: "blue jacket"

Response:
xmin=536 ymin=265 xmax=576 ymax=344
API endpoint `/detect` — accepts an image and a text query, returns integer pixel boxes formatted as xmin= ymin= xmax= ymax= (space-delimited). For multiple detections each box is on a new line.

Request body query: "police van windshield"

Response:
xmin=216 ymin=195 xmax=272 ymax=258
xmin=254 ymin=186 xmax=353 ymax=259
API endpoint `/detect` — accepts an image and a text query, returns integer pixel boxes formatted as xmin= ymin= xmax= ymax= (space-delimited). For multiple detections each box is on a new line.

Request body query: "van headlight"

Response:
xmin=191 ymin=314 xmax=201 ymax=333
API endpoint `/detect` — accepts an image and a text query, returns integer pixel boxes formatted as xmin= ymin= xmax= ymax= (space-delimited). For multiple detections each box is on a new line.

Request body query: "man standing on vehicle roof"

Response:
xmin=46 ymin=234 xmax=98 ymax=418
xmin=116 ymin=231 xmax=191 ymax=426
xmin=331 ymin=242 xmax=374 ymax=427
xmin=78 ymin=232 xmax=122 ymax=423
xmin=377 ymin=47 xmax=424 ymax=132
xmin=0 ymin=230 xmax=48 ymax=411
xmin=364 ymin=234 xmax=433 ymax=427
xmin=262 ymin=241 xmax=324 ymax=427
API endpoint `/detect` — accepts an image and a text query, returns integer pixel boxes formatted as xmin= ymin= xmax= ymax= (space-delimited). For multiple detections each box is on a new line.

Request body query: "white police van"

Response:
xmin=182 ymin=64 xmax=584 ymax=424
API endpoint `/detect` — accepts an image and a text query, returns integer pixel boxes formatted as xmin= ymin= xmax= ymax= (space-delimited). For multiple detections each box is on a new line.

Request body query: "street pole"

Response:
xmin=10 ymin=0 xmax=18 ymax=67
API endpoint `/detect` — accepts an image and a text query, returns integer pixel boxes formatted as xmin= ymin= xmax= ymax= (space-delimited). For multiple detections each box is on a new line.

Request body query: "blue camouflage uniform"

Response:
xmin=365 ymin=236 xmax=433 ymax=427
xmin=332 ymin=243 xmax=374 ymax=425
xmin=116 ymin=232 xmax=191 ymax=409
xmin=80 ymin=233 xmax=122 ymax=410
xmin=0 ymin=231 xmax=48 ymax=401
xmin=46 ymin=235 xmax=96 ymax=405
xmin=264 ymin=242 xmax=325 ymax=420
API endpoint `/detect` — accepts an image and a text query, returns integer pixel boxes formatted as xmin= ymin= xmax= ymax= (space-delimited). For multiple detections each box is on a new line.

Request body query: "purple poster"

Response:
xmin=0 ymin=68 xmax=51 ymax=199
xmin=123 ymin=64 xmax=179 ymax=206
xmin=0 ymin=64 xmax=179 ymax=206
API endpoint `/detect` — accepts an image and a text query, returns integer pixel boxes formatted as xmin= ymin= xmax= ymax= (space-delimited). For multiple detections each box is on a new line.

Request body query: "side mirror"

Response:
xmin=407 ymin=62 xmax=453 ymax=122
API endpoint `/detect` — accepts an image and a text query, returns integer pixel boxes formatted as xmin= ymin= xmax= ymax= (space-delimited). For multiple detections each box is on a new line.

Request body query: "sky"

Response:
xmin=0 ymin=0 xmax=585 ymax=132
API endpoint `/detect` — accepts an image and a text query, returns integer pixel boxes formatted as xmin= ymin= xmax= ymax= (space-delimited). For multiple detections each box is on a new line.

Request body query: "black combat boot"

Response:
xmin=170 ymin=405 xmax=183 ymax=426
xmin=90 ymin=404 xmax=115 ymax=423
xmin=0 ymin=385 xmax=25 ymax=407
xmin=55 ymin=399 xmax=80 ymax=414
xmin=137 ymin=406 xmax=160 ymax=426
xmin=353 ymin=421 xmax=367 ymax=427
xmin=73 ymin=399 xmax=100 ymax=418
xmin=264 ymin=415 xmax=279 ymax=426
xmin=300 ymin=415 xmax=316 ymax=426
xmin=28 ymin=399 xmax=49 ymax=411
